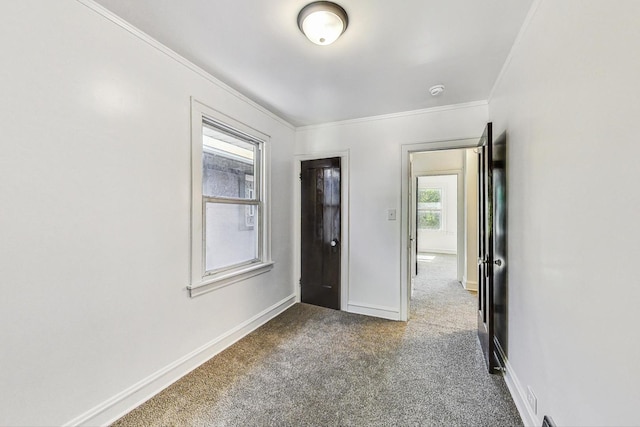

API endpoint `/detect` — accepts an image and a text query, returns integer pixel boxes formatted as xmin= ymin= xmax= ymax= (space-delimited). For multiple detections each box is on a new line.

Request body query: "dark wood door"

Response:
xmin=301 ymin=158 xmax=341 ymax=310
xmin=477 ymin=122 xmax=508 ymax=374
xmin=492 ymin=131 xmax=508 ymax=372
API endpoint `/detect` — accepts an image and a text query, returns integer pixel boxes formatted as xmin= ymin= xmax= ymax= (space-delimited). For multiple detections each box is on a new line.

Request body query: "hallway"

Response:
xmin=413 ymin=252 xmax=471 ymax=325
xmin=113 ymin=256 xmax=521 ymax=426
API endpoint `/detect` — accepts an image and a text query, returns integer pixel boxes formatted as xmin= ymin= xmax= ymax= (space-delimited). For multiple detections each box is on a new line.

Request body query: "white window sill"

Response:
xmin=188 ymin=261 xmax=274 ymax=298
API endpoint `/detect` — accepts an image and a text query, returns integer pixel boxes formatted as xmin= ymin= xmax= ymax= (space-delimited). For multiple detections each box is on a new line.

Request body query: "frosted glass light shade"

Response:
xmin=298 ymin=2 xmax=348 ymax=46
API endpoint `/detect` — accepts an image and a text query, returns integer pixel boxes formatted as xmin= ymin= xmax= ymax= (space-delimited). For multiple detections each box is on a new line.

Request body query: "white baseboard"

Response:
xmin=347 ymin=302 xmax=400 ymax=321
xmin=464 ymin=279 xmax=478 ymax=292
xmin=504 ymin=358 xmax=539 ymax=427
xmin=64 ymin=294 xmax=297 ymax=427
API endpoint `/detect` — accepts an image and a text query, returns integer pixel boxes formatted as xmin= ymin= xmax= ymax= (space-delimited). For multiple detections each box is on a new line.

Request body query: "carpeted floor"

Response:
xmin=112 ymin=253 xmax=522 ymax=426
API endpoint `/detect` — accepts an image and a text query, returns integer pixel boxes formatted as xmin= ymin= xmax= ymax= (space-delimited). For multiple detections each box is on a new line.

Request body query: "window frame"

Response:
xmin=201 ymin=120 xmax=262 ymax=275
xmin=189 ymin=99 xmax=273 ymax=297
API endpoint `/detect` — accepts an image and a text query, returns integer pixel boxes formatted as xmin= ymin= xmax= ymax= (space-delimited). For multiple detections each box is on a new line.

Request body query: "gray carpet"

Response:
xmin=113 ymin=254 xmax=522 ymax=426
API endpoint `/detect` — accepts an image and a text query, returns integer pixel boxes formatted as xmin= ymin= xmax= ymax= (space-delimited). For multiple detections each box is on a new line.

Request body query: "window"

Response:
xmin=190 ymin=100 xmax=272 ymax=297
xmin=418 ymin=188 xmax=443 ymax=230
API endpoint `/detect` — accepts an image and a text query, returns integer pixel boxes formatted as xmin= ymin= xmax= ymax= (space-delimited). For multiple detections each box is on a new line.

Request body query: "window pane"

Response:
xmin=418 ymin=188 xmax=441 ymax=203
xmin=418 ymin=210 xmax=441 ymax=230
xmin=205 ymin=202 xmax=258 ymax=272
xmin=202 ymin=124 xmax=256 ymax=199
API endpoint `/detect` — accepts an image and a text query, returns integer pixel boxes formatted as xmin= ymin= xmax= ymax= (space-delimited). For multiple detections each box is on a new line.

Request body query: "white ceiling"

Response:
xmin=92 ymin=0 xmax=534 ymax=126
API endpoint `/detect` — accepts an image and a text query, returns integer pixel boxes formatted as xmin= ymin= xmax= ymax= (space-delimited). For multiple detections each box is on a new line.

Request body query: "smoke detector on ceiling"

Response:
xmin=429 ymin=84 xmax=445 ymax=96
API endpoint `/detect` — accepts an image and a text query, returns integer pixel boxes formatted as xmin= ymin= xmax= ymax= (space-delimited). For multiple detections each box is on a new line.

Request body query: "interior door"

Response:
xmin=300 ymin=158 xmax=341 ymax=310
xmin=492 ymin=132 xmax=508 ymax=371
xmin=477 ymin=122 xmax=508 ymax=374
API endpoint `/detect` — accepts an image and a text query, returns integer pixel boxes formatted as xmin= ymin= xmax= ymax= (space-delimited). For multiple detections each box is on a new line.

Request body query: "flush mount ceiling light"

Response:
xmin=429 ymin=84 xmax=445 ymax=96
xmin=297 ymin=1 xmax=349 ymax=46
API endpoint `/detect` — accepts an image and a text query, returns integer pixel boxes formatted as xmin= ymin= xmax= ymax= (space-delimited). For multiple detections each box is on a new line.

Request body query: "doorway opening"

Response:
xmin=414 ymin=173 xmax=460 ymax=300
xmin=401 ymin=127 xmax=507 ymax=374
xmin=410 ymin=149 xmax=477 ymax=306
xmin=410 ymin=149 xmax=476 ymax=296
xmin=400 ymin=138 xmax=479 ymax=321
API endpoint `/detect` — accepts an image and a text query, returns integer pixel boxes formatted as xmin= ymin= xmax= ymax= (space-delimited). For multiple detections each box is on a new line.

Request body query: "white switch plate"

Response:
xmin=387 ymin=209 xmax=397 ymax=220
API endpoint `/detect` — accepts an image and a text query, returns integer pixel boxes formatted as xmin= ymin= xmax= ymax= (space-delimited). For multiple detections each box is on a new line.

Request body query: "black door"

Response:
xmin=477 ymin=123 xmax=508 ymax=374
xmin=492 ymin=132 xmax=508 ymax=372
xmin=301 ymin=158 xmax=341 ymax=310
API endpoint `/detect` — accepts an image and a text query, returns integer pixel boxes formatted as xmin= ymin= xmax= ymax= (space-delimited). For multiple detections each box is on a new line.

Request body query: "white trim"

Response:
xmin=347 ymin=302 xmax=400 ymax=321
xmin=75 ymin=0 xmax=294 ymax=131
xmin=400 ymin=138 xmax=479 ymax=321
xmin=63 ymin=294 xmax=296 ymax=427
xmin=487 ymin=0 xmax=544 ymax=103
xmin=463 ymin=279 xmax=478 ymax=292
xmin=188 ymin=262 xmax=274 ymax=297
xmin=504 ymin=358 xmax=539 ymax=427
xmin=190 ymin=99 xmax=273 ymax=295
xmin=297 ymin=101 xmax=488 ymax=132
xmin=293 ymin=150 xmax=350 ymax=311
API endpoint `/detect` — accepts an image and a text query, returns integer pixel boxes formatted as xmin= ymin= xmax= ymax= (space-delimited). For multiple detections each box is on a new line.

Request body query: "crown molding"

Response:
xmin=296 ymin=101 xmax=489 ymax=132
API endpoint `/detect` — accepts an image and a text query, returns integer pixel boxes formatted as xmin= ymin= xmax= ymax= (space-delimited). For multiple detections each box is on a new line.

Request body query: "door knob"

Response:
xmin=330 ymin=239 xmax=338 ymax=247
xmin=494 ymin=259 xmax=503 ymax=267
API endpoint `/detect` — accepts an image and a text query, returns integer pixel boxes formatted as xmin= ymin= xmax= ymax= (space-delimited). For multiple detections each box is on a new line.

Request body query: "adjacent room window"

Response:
xmin=190 ymin=100 xmax=272 ymax=297
xmin=418 ymin=188 xmax=443 ymax=230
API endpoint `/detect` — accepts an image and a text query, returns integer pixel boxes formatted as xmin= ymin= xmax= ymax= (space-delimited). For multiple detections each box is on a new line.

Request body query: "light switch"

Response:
xmin=387 ymin=209 xmax=397 ymax=221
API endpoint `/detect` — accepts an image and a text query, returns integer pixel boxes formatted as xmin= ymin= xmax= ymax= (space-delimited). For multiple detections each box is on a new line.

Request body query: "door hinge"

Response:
xmin=299 ymin=173 xmax=302 ymax=180
xmin=298 ymin=278 xmax=302 ymax=285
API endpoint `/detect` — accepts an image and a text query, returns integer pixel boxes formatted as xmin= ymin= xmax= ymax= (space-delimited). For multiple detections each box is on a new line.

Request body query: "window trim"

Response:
xmin=189 ymin=99 xmax=273 ymax=297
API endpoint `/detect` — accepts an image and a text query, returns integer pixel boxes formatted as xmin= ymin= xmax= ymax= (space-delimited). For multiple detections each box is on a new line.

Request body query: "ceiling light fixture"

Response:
xmin=429 ymin=84 xmax=445 ymax=96
xmin=297 ymin=1 xmax=348 ymax=46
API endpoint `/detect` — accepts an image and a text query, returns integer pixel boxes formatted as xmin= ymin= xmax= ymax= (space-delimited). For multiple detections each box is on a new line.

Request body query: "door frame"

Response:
xmin=294 ymin=150 xmax=350 ymax=311
xmin=400 ymin=138 xmax=477 ymax=321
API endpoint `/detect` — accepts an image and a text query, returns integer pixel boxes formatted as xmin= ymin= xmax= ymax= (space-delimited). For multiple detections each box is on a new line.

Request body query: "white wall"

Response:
xmin=489 ymin=1 xmax=640 ymax=425
xmin=295 ymin=104 xmax=487 ymax=320
xmin=412 ymin=148 xmax=464 ymax=172
xmin=0 ymin=1 xmax=295 ymax=426
xmin=417 ymin=175 xmax=458 ymax=254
